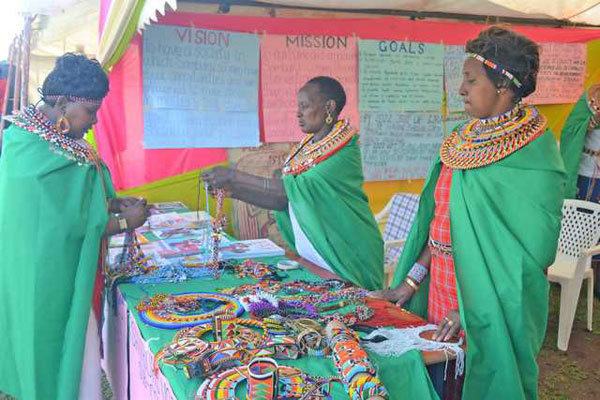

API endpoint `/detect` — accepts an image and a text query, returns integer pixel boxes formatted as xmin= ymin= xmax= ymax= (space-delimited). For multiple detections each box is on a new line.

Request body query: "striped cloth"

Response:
xmin=428 ymin=165 xmax=460 ymax=326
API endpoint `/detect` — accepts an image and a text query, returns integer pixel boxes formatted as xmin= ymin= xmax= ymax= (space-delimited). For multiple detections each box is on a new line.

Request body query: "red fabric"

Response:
xmin=428 ymin=165 xmax=459 ymax=325
xmin=156 ymin=12 xmax=600 ymax=45
xmin=95 ymin=36 xmax=228 ymax=190
xmin=364 ymin=299 xmax=428 ymax=329
xmin=0 ymin=79 xmax=6 ymax=114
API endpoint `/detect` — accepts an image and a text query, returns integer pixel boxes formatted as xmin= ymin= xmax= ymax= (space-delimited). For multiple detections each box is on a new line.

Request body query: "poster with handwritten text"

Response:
xmin=143 ymin=25 xmax=260 ymax=148
xmin=444 ymin=45 xmax=465 ymax=112
xmin=360 ymin=111 xmax=443 ymax=181
xmin=261 ymin=34 xmax=359 ymax=143
xmin=359 ymin=40 xmax=444 ymax=112
xmin=524 ymin=43 xmax=586 ymax=105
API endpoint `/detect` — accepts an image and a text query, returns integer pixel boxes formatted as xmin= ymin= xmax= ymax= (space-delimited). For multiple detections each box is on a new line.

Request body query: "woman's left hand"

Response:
xmin=432 ymin=309 xmax=461 ymax=342
xmin=110 ymin=197 xmax=146 ymax=213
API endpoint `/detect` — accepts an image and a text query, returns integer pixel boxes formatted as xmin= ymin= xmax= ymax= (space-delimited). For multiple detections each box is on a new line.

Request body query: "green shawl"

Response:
xmin=274 ymin=135 xmax=384 ymax=291
xmin=0 ymin=124 xmax=113 ymax=399
xmin=393 ymin=130 xmax=565 ymax=399
xmin=560 ymin=93 xmax=592 ymax=198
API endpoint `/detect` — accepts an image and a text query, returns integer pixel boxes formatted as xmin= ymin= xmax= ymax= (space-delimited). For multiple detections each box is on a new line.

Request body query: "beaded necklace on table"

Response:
xmin=9 ymin=105 xmax=99 ymax=166
xmin=440 ymin=105 xmax=546 ymax=170
xmin=282 ymin=119 xmax=355 ymax=176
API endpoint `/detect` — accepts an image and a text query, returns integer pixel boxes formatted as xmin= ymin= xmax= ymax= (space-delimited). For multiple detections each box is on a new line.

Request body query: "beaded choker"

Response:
xmin=9 ymin=105 xmax=98 ymax=165
xmin=440 ymin=105 xmax=546 ymax=170
xmin=282 ymin=120 xmax=355 ymax=176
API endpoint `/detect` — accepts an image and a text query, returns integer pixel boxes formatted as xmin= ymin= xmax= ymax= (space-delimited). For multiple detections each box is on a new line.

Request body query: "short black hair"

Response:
xmin=305 ymin=76 xmax=347 ymax=115
xmin=466 ymin=26 xmax=539 ymax=100
xmin=41 ymin=53 xmax=109 ymax=103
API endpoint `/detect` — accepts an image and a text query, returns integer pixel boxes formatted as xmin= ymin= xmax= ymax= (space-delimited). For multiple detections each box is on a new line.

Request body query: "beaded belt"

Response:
xmin=429 ymin=237 xmax=453 ymax=255
xmin=583 ymin=148 xmax=600 ymax=157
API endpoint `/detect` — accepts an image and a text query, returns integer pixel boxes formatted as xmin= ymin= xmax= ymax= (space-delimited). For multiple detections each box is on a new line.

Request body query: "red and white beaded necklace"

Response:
xmin=10 ymin=105 xmax=99 ymax=166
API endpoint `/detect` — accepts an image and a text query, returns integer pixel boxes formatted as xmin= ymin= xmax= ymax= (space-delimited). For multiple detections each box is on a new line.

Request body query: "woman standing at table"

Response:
xmin=560 ymin=84 xmax=600 ymax=298
xmin=0 ymin=53 xmax=149 ymax=399
xmin=373 ymin=27 xmax=565 ymax=399
xmin=203 ymin=76 xmax=384 ymax=290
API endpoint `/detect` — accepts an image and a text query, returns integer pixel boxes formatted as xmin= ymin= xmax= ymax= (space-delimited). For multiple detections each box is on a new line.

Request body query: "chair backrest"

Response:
xmin=382 ymin=193 xmax=420 ymax=263
xmin=556 ymin=199 xmax=600 ymax=264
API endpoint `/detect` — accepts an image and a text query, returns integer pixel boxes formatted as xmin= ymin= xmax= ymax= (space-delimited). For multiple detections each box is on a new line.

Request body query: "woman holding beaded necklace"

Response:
xmin=203 ymin=76 xmax=384 ymax=291
xmin=0 ymin=54 xmax=149 ymax=399
xmin=372 ymin=27 xmax=565 ymax=399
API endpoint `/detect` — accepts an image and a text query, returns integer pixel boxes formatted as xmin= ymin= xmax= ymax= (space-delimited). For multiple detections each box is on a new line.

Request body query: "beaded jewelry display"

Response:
xmin=106 ymin=230 xmax=155 ymax=287
xmin=440 ymin=105 xmax=546 ymax=170
xmin=282 ymin=120 xmax=355 ymax=176
xmin=195 ymin=357 xmax=339 ymax=400
xmin=326 ymin=321 xmax=389 ymax=400
xmin=154 ymin=316 xmax=300 ymax=378
xmin=9 ymin=105 xmax=99 ymax=165
xmin=136 ymin=292 xmax=244 ymax=329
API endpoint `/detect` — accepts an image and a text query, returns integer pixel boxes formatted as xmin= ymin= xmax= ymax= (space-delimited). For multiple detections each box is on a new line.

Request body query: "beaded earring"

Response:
xmin=56 ymin=116 xmax=71 ymax=135
xmin=325 ymin=111 xmax=333 ymax=124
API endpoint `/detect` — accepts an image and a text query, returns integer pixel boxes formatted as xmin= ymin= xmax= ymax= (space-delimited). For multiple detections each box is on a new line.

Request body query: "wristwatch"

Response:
xmin=118 ymin=217 xmax=128 ymax=231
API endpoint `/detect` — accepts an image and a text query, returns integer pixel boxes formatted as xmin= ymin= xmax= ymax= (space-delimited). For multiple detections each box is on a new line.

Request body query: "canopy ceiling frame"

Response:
xmin=184 ymin=0 xmax=600 ymax=27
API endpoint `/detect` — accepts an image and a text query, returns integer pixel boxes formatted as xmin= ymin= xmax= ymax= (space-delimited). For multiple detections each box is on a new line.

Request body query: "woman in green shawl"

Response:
xmin=373 ymin=27 xmax=565 ymax=399
xmin=0 ymin=54 xmax=149 ymax=399
xmin=559 ymin=85 xmax=600 ymax=298
xmin=203 ymin=76 xmax=384 ymax=290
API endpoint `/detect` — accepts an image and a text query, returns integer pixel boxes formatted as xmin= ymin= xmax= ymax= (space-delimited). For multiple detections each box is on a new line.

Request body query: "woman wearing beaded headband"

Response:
xmin=203 ymin=76 xmax=383 ymax=290
xmin=560 ymin=85 xmax=600 ymax=298
xmin=372 ymin=27 xmax=565 ymax=399
xmin=0 ymin=53 xmax=149 ymax=399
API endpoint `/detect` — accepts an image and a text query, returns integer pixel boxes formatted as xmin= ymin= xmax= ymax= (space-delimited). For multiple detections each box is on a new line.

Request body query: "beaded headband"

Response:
xmin=44 ymin=94 xmax=102 ymax=106
xmin=466 ymin=52 xmax=523 ymax=89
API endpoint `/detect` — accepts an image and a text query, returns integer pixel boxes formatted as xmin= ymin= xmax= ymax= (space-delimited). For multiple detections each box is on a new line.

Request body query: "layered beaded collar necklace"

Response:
xmin=9 ymin=105 xmax=98 ymax=166
xmin=282 ymin=119 xmax=355 ymax=176
xmin=440 ymin=105 xmax=546 ymax=170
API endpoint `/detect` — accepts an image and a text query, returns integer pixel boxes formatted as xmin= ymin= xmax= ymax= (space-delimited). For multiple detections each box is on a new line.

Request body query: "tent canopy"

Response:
xmin=187 ymin=0 xmax=600 ymax=26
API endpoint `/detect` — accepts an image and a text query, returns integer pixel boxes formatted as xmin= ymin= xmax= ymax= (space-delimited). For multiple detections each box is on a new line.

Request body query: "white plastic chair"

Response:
xmin=548 ymin=199 xmax=600 ymax=351
xmin=375 ymin=193 xmax=420 ymax=288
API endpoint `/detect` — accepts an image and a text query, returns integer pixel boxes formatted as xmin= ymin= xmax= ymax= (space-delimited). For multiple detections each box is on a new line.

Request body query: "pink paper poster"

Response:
xmin=261 ymin=34 xmax=359 ymax=143
xmin=524 ymin=43 xmax=586 ymax=105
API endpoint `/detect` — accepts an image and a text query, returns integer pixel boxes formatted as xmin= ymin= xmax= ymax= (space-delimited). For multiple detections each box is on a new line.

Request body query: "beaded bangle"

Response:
xmin=405 ymin=277 xmax=419 ymax=292
xmin=407 ymin=262 xmax=429 ymax=284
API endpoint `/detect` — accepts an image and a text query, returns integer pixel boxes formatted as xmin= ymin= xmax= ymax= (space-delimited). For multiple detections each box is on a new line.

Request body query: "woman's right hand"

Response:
xmin=369 ymin=281 xmax=417 ymax=307
xmin=202 ymin=166 xmax=236 ymax=193
xmin=121 ymin=201 xmax=149 ymax=230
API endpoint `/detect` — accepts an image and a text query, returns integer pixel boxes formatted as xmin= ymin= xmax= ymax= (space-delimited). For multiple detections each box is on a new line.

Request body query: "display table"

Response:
xmin=102 ymin=254 xmax=458 ymax=400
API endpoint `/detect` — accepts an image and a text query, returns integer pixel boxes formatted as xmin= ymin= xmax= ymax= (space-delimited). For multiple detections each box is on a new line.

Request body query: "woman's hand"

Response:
xmin=109 ymin=197 xmax=146 ymax=213
xmin=202 ymin=167 xmax=236 ymax=194
xmin=120 ymin=200 xmax=149 ymax=230
xmin=433 ymin=309 xmax=461 ymax=342
xmin=369 ymin=281 xmax=417 ymax=307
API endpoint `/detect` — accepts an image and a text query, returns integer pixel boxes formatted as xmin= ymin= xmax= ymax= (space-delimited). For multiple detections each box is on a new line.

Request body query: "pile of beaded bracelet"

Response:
xmin=326 ymin=322 xmax=389 ymax=400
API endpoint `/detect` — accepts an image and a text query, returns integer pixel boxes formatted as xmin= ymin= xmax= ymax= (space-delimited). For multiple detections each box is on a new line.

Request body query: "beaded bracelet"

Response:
xmin=407 ymin=262 xmax=429 ymax=284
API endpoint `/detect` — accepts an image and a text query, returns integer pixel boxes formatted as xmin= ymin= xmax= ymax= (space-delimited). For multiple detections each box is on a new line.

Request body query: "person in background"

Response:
xmin=203 ymin=76 xmax=384 ymax=290
xmin=560 ymin=84 xmax=600 ymax=298
xmin=372 ymin=27 xmax=565 ymax=399
xmin=0 ymin=53 xmax=149 ymax=399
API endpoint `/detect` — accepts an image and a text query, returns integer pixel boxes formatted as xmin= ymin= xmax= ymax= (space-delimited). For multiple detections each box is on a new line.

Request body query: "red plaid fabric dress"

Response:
xmin=428 ymin=164 xmax=459 ymax=325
